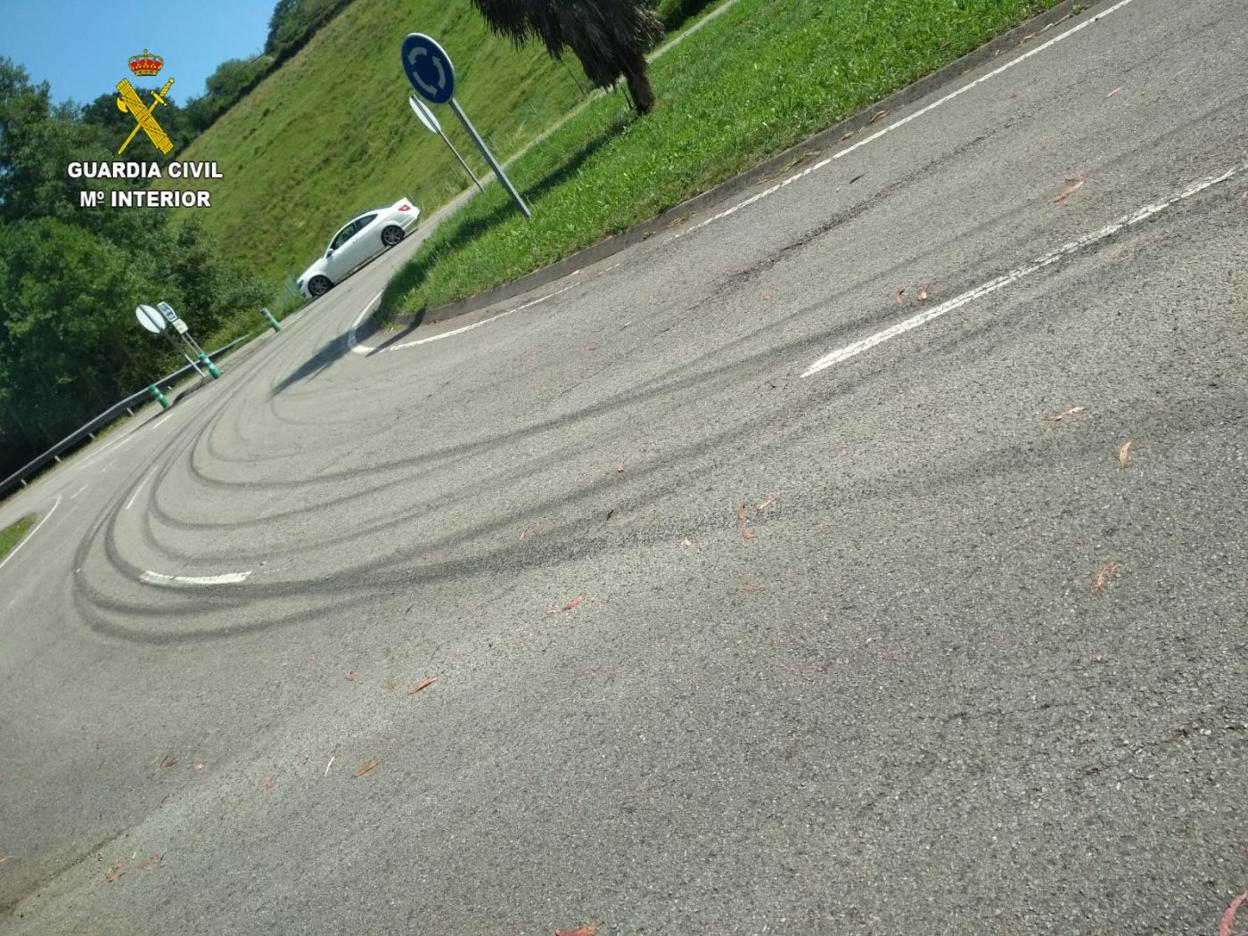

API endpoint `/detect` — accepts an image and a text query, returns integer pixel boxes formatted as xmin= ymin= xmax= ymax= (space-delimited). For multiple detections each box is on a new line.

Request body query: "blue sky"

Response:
xmin=0 ymin=0 xmax=273 ymax=107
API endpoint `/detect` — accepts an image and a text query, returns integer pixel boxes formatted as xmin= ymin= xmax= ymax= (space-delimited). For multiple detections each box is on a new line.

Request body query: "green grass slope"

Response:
xmin=382 ymin=0 xmax=1064 ymax=314
xmin=158 ymin=0 xmax=595 ymax=288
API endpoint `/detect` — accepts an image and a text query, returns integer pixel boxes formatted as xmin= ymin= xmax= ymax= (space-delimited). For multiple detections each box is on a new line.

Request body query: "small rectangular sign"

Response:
xmin=172 ymin=319 xmax=189 ymax=334
xmin=156 ymin=301 xmax=178 ymax=323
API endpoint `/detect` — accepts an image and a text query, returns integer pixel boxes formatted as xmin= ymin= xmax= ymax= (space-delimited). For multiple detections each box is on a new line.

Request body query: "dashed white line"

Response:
xmin=69 ymin=485 xmax=89 ymax=500
xmin=125 ymin=469 xmax=156 ymax=511
xmin=801 ymin=162 xmax=1244 ymax=377
xmin=0 ymin=496 xmax=62 ymax=574
xmin=139 ymin=570 xmax=253 ymax=587
xmin=671 ymin=0 xmax=1141 ymax=243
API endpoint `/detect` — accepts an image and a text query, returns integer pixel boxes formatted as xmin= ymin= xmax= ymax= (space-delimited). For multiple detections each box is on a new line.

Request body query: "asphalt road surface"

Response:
xmin=2 ymin=0 xmax=1246 ymax=932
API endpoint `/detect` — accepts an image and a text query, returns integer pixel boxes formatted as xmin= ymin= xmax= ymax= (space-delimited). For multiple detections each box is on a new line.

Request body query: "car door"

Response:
xmin=336 ymin=213 xmax=379 ymax=275
xmin=325 ymin=221 xmax=358 ymax=280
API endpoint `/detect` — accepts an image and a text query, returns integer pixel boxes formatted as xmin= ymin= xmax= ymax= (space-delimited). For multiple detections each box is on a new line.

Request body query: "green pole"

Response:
xmin=261 ymin=308 xmax=281 ymax=333
xmin=149 ymin=385 xmax=170 ymax=409
xmin=198 ymin=353 xmax=222 ymax=380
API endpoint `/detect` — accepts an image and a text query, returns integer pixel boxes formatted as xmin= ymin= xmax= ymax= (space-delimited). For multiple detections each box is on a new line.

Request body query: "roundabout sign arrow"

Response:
xmin=401 ymin=34 xmax=455 ymax=105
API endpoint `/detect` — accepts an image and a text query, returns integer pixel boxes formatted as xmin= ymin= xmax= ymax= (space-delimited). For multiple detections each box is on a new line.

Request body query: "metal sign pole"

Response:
xmin=440 ymin=128 xmax=486 ymax=194
xmin=449 ymin=98 xmax=531 ymax=220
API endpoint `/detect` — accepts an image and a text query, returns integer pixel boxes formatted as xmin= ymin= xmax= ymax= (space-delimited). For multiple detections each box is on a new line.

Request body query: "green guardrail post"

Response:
xmin=149 ymin=385 xmax=171 ymax=409
xmin=199 ymin=353 xmax=222 ymax=380
xmin=261 ymin=308 xmax=281 ymax=333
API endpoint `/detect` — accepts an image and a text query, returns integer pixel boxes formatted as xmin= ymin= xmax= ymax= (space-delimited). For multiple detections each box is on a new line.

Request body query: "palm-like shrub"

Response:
xmin=470 ymin=0 xmax=664 ymax=113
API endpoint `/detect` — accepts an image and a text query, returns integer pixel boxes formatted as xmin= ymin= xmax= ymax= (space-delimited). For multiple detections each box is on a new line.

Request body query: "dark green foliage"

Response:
xmin=0 ymin=59 xmax=266 ymax=479
xmin=470 ymin=0 xmax=664 ymax=113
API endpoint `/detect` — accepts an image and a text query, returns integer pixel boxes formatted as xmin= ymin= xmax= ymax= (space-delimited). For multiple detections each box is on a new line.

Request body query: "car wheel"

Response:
xmin=381 ymin=225 xmax=405 ymax=247
xmin=308 ymin=276 xmax=332 ymax=297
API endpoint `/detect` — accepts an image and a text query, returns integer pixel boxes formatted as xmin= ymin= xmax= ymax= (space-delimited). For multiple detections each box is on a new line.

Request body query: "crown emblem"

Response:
xmin=128 ymin=50 xmax=164 ymax=78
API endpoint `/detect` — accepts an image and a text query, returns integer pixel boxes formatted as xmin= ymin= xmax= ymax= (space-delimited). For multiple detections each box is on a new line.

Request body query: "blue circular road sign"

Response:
xmin=401 ymin=33 xmax=455 ymax=105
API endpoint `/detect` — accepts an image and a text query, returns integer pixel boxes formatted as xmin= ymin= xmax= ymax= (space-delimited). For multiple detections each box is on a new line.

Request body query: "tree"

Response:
xmin=470 ymin=0 xmax=664 ymax=114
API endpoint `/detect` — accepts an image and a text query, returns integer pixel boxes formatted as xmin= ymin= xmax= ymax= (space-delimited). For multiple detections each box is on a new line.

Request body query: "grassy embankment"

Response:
xmin=381 ymin=0 xmax=1064 ymax=316
xmin=0 ymin=516 xmax=34 ymax=563
xmin=157 ymin=0 xmax=596 ymax=303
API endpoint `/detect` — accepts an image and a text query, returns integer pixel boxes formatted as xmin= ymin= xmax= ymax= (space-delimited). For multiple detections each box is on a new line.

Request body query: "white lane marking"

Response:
xmin=345 ymin=290 xmax=386 ymax=354
xmin=802 ymin=163 xmax=1243 ymax=377
xmin=0 ymin=496 xmax=62 ymax=574
xmin=672 ymin=0 xmax=1141 ymax=242
xmin=124 ymin=468 xmax=156 ymax=511
xmin=69 ymin=485 xmax=88 ymax=500
xmin=349 ymin=283 xmax=579 ymax=355
xmin=140 ymin=570 xmax=252 ymax=587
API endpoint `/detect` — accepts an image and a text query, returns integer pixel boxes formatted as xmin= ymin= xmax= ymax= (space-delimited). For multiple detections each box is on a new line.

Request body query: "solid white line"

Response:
xmin=349 ymin=282 xmax=579 ymax=355
xmin=672 ymin=0 xmax=1140 ymax=242
xmin=346 ymin=290 xmax=386 ymax=354
xmin=0 ymin=496 xmax=62 ymax=574
xmin=125 ymin=469 xmax=156 ymax=511
xmin=140 ymin=570 xmax=252 ymax=587
xmin=802 ymin=163 xmax=1243 ymax=377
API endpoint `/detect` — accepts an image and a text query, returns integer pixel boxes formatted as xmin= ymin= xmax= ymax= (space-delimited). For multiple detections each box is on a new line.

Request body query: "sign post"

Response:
xmin=408 ymin=95 xmax=485 ymax=194
xmin=156 ymin=301 xmax=221 ymax=379
xmin=136 ymin=303 xmax=204 ymax=377
xmin=401 ymin=33 xmax=531 ymax=220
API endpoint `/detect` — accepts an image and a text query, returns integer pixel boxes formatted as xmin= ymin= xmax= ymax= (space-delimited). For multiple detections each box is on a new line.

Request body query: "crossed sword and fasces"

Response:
xmin=116 ymin=77 xmax=175 ymax=155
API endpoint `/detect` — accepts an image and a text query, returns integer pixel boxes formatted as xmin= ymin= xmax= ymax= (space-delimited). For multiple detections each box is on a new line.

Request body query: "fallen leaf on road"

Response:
xmin=895 ymin=288 xmax=906 ymax=304
xmin=1106 ymin=87 xmax=1122 ymax=98
xmin=1053 ymin=176 xmax=1086 ymax=204
xmin=756 ymin=498 xmax=775 ymax=511
xmin=555 ymin=927 xmax=596 ymax=936
xmin=263 ymin=776 xmax=275 ymax=789
xmin=135 ymin=855 xmax=163 ymax=871
xmin=741 ymin=527 xmax=757 ymax=541
xmin=192 ymin=762 xmax=206 ymax=773
xmin=0 ymin=856 xmax=16 ymax=865
xmin=741 ymin=584 xmax=762 ymax=593
xmin=869 ymin=110 xmax=888 ymax=124
xmin=839 ymin=448 xmax=849 ymax=456
xmin=1095 ymin=560 xmax=1120 ymax=591
xmin=345 ymin=672 xmax=357 ymax=683
xmin=158 ymin=754 xmax=177 ymax=770
xmin=616 ymin=463 xmax=625 ymax=473
xmin=105 ymin=861 xmax=127 ymax=883
xmin=352 ymin=759 xmax=382 ymax=778
xmin=737 ymin=503 xmax=748 ymax=522
xmin=1220 ymin=892 xmax=1247 ymax=936
xmin=1048 ymin=405 xmax=1086 ymax=422
xmin=519 ymin=530 xmax=528 ymax=541
xmin=408 ymin=678 xmax=437 ymax=694
xmin=1117 ymin=439 xmax=1134 ymax=467
xmin=324 ymin=755 xmax=335 ymax=778
xmin=421 ymin=553 xmax=433 ymax=561
xmin=562 ymin=596 xmax=585 ymax=612
xmin=918 ymin=286 xmax=929 ymax=302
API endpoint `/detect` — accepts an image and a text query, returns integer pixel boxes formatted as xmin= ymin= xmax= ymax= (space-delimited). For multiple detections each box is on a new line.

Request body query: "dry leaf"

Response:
xmin=192 ymin=762 xmax=206 ymax=773
xmin=869 ymin=110 xmax=888 ymax=124
xmin=0 ymin=856 xmax=15 ymax=865
xmin=408 ymin=678 xmax=437 ymax=694
xmin=615 ymin=463 xmax=625 ymax=473
xmin=324 ymin=755 xmax=335 ymax=778
xmin=1048 ymin=405 xmax=1086 ymax=422
xmin=756 ymin=498 xmax=775 ymax=511
xmin=562 ymin=596 xmax=585 ymax=612
xmin=1221 ymin=892 xmax=1247 ymax=936
xmin=1053 ymin=176 xmax=1086 ymax=204
xmin=519 ymin=530 xmax=528 ymax=541
xmin=422 ymin=553 xmax=433 ymax=561
xmin=158 ymin=754 xmax=177 ymax=769
xmin=263 ymin=776 xmax=275 ymax=790
xmin=737 ymin=503 xmax=748 ymax=522
xmin=1106 ymin=87 xmax=1122 ymax=98
xmin=741 ymin=584 xmax=762 ymax=593
xmin=135 ymin=855 xmax=163 ymax=871
xmin=345 ymin=672 xmax=357 ymax=683
xmin=555 ymin=927 xmax=596 ymax=936
xmin=741 ymin=527 xmax=756 ymax=541
xmin=105 ymin=861 xmax=127 ymax=883
xmin=918 ymin=286 xmax=929 ymax=302
xmin=352 ymin=758 xmax=382 ymax=778
xmin=895 ymin=288 xmax=906 ymax=304
xmin=1117 ymin=439 xmax=1134 ymax=467
xmin=1095 ymin=560 xmax=1120 ymax=591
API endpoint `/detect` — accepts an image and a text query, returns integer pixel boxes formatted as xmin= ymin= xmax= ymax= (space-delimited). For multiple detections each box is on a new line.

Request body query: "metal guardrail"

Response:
xmin=0 ymin=334 xmax=254 ymax=500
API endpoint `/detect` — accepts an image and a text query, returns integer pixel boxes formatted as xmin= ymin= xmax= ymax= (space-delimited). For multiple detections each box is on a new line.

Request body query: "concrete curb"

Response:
xmin=384 ymin=0 xmax=1103 ymax=331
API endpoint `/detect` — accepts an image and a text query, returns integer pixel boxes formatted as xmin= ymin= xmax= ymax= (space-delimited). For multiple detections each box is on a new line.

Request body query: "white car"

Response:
xmin=297 ymin=198 xmax=421 ymax=299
